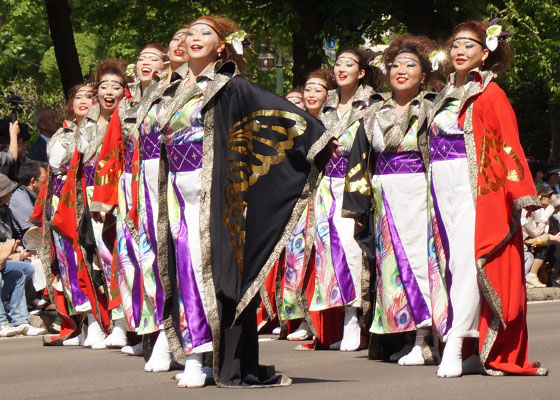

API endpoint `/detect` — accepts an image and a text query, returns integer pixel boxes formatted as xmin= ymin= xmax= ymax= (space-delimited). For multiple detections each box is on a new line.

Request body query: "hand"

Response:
xmin=354 ymin=218 xmax=363 ymax=228
xmin=9 ymin=121 xmax=20 ymax=137
xmin=327 ymin=139 xmax=341 ymax=158
xmin=91 ymin=211 xmax=104 ymax=223
xmin=0 ymin=239 xmax=18 ymax=269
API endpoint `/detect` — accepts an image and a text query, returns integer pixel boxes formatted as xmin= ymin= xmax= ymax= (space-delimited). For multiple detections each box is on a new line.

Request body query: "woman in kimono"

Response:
xmin=279 ymin=69 xmax=336 ymax=342
xmin=127 ymin=29 xmax=190 ymax=373
xmin=343 ymin=34 xmax=437 ymax=365
xmin=33 ymin=84 xmax=96 ymax=345
xmin=303 ymin=48 xmax=375 ymax=352
xmin=153 ymin=15 xmax=329 ymax=388
xmin=61 ymin=60 xmax=128 ymax=350
xmin=428 ymin=20 xmax=546 ymax=377
xmin=92 ymin=44 xmax=168 ymax=357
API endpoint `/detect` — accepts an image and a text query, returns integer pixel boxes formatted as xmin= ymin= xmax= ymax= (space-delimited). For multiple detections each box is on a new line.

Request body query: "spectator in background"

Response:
xmin=9 ymin=161 xmax=47 ymax=240
xmin=27 ymin=108 xmax=61 ymax=163
xmin=525 ymin=186 xmax=557 ymax=288
xmin=543 ymin=168 xmax=560 ymax=194
xmin=1 ymin=120 xmax=31 ymax=181
xmin=529 ymin=161 xmax=546 ymax=188
xmin=0 ymin=175 xmax=46 ymax=337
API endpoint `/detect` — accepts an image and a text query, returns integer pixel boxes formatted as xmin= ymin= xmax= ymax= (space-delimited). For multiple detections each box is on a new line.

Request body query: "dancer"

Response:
xmin=285 ymin=87 xmax=305 ymax=110
xmin=306 ymin=48 xmax=375 ymax=351
xmin=343 ymin=34 xmax=437 ymax=365
xmin=126 ymin=30 xmax=190 ymax=372
xmin=279 ymin=69 xmax=336 ymax=342
xmin=428 ymin=20 xmax=546 ymax=377
xmin=92 ymin=44 xmax=168 ymax=357
xmin=152 ymin=15 xmax=329 ymax=388
xmin=32 ymin=84 xmax=97 ymax=345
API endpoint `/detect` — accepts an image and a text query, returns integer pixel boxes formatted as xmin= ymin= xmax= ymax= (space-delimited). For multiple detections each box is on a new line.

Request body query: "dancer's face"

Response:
xmin=136 ymin=47 xmax=165 ymax=85
xmin=334 ymin=52 xmax=364 ymax=89
xmin=72 ymin=85 xmax=94 ymax=121
xmin=450 ymin=30 xmax=489 ymax=74
xmin=97 ymin=74 xmax=125 ymax=113
xmin=389 ymin=52 xmax=425 ymax=96
xmin=285 ymin=91 xmax=305 ymax=109
xmin=304 ymin=78 xmax=329 ymax=115
xmin=168 ymin=28 xmax=189 ymax=66
xmin=185 ymin=19 xmax=225 ymax=64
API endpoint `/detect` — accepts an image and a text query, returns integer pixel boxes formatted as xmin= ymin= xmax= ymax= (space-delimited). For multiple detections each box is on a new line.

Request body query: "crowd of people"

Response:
xmin=0 ymin=14 xmax=550 ymax=389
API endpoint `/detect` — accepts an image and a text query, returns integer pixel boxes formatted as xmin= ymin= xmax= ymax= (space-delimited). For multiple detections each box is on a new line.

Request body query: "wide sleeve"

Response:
xmin=91 ymin=100 xmax=125 ymax=213
xmin=342 ymin=121 xmax=373 ymax=219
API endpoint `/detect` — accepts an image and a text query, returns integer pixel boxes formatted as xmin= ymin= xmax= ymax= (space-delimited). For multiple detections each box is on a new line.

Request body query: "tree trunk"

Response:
xmin=550 ymin=102 xmax=560 ymax=162
xmin=44 ymin=0 xmax=83 ymax=98
xmin=291 ymin=2 xmax=325 ymax=88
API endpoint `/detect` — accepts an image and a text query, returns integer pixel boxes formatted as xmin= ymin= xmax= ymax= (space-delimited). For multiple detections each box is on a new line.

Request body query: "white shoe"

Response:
xmin=145 ymin=331 xmax=172 ymax=372
xmin=287 ymin=321 xmax=312 ymax=341
xmin=398 ymin=328 xmax=430 ymax=366
xmin=526 ymin=273 xmax=546 ymax=288
xmin=19 ymin=324 xmax=47 ymax=336
xmin=178 ymin=353 xmax=206 ymax=389
xmin=271 ymin=327 xmax=281 ymax=335
xmin=122 ymin=341 xmax=143 ymax=356
xmin=91 ymin=340 xmax=107 ymax=350
xmin=0 ymin=324 xmax=22 ymax=337
xmin=104 ymin=318 xmax=128 ymax=348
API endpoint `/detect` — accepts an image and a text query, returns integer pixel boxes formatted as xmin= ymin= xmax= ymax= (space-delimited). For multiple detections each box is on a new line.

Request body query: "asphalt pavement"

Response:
xmin=1 ymin=301 xmax=558 ymax=400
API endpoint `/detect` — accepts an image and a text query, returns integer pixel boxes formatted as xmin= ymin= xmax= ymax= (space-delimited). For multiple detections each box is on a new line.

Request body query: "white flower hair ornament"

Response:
xmin=126 ymin=63 xmax=137 ymax=80
xmin=428 ymin=50 xmax=447 ymax=71
xmin=485 ymin=18 xmax=511 ymax=52
xmin=370 ymin=55 xmax=386 ymax=75
xmin=225 ymin=31 xmax=247 ymax=55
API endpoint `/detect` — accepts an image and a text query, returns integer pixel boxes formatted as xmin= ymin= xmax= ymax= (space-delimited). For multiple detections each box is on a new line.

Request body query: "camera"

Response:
xmin=0 ymin=95 xmax=30 ymax=145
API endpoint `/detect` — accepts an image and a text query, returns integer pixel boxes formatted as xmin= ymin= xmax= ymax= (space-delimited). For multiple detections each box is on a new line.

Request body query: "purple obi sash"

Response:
xmin=124 ymin=140 xmax=134 ymax=173
xmin=325 ymin=156 xmax=349 ymax=178
xmin=83 ymin=165 xmax=95 ymax=187
xmin=430 ymin=134 xmax=466 ymax=162
xmin=374 ymin=151 xmax=425 ymax=175
xmin=140 ymin=133 xmax=161 ymax=160
xmin=53 ymin=175 xmax=64 ymax=197
xmin=166 ymin=143 xmax=203 ymax=173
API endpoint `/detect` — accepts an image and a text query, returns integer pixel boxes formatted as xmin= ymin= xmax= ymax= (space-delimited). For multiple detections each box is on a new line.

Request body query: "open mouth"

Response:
xmin=455 ymin=58 xmax=466 ymax=65
xmin=190 ymin=45 xmax=203 ymax=51
xmin=174 ymin=49 xmax=185 ymax=56
xmin=78 ymin=106 xmax=88 ymax=111
xmin=307 ymin=99 xmax=317 ymax=105
xmin=396 ymin=77 xmax=408 ymax=83
xmin=141 ymin=67 xmax=152 ymax=76
xmin=103 ymin=97 xmax=115 ymax=108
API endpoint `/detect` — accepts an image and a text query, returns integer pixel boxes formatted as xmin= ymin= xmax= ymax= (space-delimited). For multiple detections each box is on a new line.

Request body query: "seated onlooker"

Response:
xmin=27 ymin=108 xmax=61 ymax=163
xmin=8 ymin=161 xmax=47 ymax=240
xmin=542 ymin=168 xmax=560 ymax=194
xmin=0 ymin=175 xmax=46 ymax=337
xmin=524 ymin=187 xmax=560 ymax=288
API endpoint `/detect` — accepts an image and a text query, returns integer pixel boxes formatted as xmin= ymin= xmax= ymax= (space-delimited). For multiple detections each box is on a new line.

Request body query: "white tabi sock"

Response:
xmin=178 ymin=353 xmax=206 ymax=389
xmin=103 ymin=318 xmax=128 ymax=348
xmin=398 ymin=327 xmax=431 ymax=366
xmin=437 ymin=337 xmax=463 ymax=378
xmin=144 ymin=330 xmax=172 ymax=372
xmin=340 ymin=307 xmax=361 ymax=351
xmin=287 ymin=320 xmax=312 ymax=341
xmin=83 ymin=313 xmax=106 ymax=348
xmin=122 ymin=341 xmax=143 ymax=356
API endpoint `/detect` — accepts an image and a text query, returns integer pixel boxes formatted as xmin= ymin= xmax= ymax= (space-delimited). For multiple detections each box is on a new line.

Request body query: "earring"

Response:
xmin=218 ymin=52 xmax=222 ymax=58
